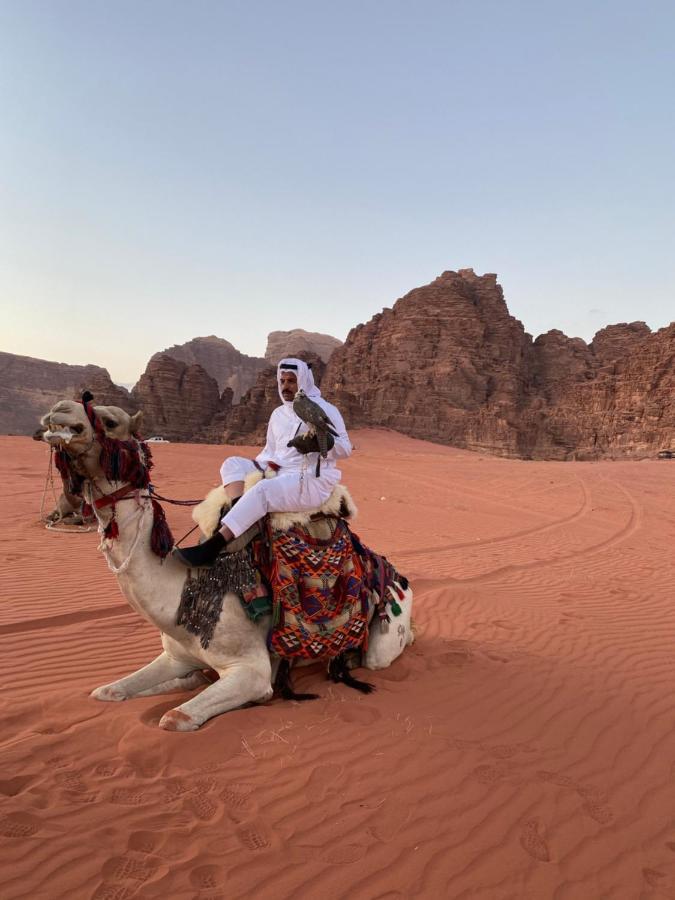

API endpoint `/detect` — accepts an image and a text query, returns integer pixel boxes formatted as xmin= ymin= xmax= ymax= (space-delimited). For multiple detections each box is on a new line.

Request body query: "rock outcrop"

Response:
xmin=132 ymin=354 xmax=225 ymax=442
xmin=322 ymin=269 xmax=532 ymax=456
xmin=265 ymin=330 xmax=342 ymax=364
xmin=322 ymin=269 xmax=674 ymax=459
xmin=155 ymin=336 xmax=266 ymax=401
xmin=4 ymin=273 xmax=672 ymax=457
xmin=0 ymin=351 xmax=137 ymax=434
xmin=525 ymin=322 xmax=675 ymax=459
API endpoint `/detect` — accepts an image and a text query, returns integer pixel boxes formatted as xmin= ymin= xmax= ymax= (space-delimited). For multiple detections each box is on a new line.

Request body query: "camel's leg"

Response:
xmin=363 ymin=587 xmax=415 ymax=671
xmin=134 ymin=670 xmax=211 ymax=697
xmin=159 ymin=660 xmax=272 ymax=731
xmin=90 ymin=652 xmax=197 ymax=702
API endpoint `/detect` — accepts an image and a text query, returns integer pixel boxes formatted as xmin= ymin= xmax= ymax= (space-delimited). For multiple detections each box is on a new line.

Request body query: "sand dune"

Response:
xmin=1 ymin=431 xmax=674 ymax=899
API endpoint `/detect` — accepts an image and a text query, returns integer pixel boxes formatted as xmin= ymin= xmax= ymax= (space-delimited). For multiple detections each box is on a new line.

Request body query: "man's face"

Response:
xmin=279 ymin=371 xmax=298 ymax=401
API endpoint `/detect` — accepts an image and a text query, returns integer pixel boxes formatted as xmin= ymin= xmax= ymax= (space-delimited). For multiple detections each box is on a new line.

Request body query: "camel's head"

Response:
xmin=41 ymin=401 xmax=142 ymax=449
xmin=41 ymin=399 xmax=148 ymax=491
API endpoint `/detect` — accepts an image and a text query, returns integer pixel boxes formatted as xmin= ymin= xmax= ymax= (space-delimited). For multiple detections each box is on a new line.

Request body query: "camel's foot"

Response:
xmin=90 ymin=683 xmax=127 ymax=702
xmin=159 ymin=708 xmax=199 ymax=732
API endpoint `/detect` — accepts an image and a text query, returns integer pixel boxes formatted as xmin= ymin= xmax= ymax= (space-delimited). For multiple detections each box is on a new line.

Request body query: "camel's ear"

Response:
xmin=130 ymin=410 xmax=143 ymax=434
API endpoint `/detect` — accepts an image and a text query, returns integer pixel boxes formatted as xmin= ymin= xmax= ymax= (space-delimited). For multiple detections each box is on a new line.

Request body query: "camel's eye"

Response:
xmin=72 ymin=424 xmax=84 ymax=434
xmin=105 ymin=419 xmax=117 ymax=429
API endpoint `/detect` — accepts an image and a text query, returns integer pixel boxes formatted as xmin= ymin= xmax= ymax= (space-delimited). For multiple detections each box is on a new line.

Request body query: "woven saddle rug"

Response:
xmin=261 ymin=516 xmax=369 ymax=660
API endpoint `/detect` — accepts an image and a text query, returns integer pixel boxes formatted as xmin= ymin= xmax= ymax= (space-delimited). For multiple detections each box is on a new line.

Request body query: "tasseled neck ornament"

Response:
xmin=80 ymin=392 xmax=174 ymax=558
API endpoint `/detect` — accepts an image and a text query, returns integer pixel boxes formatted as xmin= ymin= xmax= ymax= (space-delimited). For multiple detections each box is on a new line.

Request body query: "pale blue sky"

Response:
xmin=1 ymin=0 xmax=673 ymax=383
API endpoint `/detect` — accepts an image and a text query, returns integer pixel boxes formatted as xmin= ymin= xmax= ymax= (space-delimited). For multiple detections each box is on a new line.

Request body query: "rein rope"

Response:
xmin=98 ymin=493 xmax=150 ymax=575
xmin=40 ymin=447 xmax=98 ymax=533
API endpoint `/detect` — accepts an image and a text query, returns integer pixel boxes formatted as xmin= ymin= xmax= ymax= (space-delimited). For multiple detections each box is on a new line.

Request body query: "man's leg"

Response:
xmin=220 ymin=457 xmax=257 ymax=502
xmin=173 ymin=473 xmax=335 ymax=567
xmin=222 ymin=473 xmax=334 ymax=538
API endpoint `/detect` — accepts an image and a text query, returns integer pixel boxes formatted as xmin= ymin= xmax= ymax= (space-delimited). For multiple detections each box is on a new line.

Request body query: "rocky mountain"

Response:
xmin=155 ymin=336 xmax=266 ymax=401
xmin=4 ymin=273 xmax=672 ymax=457
xmin=321 ymin=269 xmax=674 ymax=460
xmin=524 ymin=322 xmax=675 ymax=458
xmin=0 ymin=351 xmax=137 ymax=434
xmin=322 ymin=269 xmax=532 ymax=456
xmin=132 ymin=354 xmax=226 ymax=442
xmin=265 ymin=329 xmax=342 ymax=364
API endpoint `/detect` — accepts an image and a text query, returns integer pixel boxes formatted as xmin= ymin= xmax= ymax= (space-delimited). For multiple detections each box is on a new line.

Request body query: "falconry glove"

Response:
xmin=287 ymin=431 xmax=336 ymax=455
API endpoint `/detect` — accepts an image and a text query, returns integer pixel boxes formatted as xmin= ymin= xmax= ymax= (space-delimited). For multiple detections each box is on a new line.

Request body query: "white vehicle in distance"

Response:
xmin=146 ymin=436 xmax=170 ymax=443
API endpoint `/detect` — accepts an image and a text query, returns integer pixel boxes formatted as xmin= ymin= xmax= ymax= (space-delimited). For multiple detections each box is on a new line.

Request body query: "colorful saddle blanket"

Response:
xmin=255 ymin=518 xmax=369 ymax=660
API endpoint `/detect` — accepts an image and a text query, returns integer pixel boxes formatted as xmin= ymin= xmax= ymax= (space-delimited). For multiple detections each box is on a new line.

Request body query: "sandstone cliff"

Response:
xmin=0 ymin=351 xmax=137 ymax=434
xmin=265 ymin=329 xmax=342 ymax=364
xmin=322 ymin=270 xmax=674 ymax=460
xmin=155 ymin=336 xmax=266 ymax=401
xmin=322 ymin=269 xmax=532 ymax=457
xmin=132 ymin=354 xmax=225 ymax=442
xmin=525 ymin=322 xmax=675 ymax=459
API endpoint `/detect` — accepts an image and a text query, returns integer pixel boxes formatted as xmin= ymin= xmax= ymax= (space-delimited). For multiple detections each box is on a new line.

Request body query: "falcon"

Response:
xmin=292 ymin=389 xmax=339 ymax=459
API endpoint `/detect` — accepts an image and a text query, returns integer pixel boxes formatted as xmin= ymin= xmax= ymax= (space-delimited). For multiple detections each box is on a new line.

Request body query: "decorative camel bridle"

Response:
xmin=52 ymin=395 xmax=175 ymax=571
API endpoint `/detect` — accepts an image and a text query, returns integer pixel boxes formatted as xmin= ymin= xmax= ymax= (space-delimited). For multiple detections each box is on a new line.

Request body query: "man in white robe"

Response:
xmin=173 ymin=358 xmax=352 ymax=567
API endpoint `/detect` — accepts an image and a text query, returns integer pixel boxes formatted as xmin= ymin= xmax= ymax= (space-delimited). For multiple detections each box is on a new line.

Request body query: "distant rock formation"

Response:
xmin=322 ymin=269 xmax=674 ymax=460
xmin=5 ymin=274 xmax=673 ymax=458
xmin=155 ymin=336 xmax=266 ymax=401
xmin=323 ymin=269 xmax=531 ymax=456
xmin=132 ymin=354 xmax=225 ymax=442
xmin=524 ymin=321 xmax=675 ymax=459
xmin=265 ymin=329 xmax=342 ymax=364
xmin=0 ymin=351 xmax=137 ymax=434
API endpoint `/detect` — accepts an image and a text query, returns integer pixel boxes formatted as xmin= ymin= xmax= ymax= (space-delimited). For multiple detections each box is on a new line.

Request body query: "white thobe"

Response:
xmin=219 ymin=398 xmax=351 ymax=538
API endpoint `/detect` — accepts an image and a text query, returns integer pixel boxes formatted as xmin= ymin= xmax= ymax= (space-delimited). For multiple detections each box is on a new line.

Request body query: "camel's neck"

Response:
xmin=88 ymin=481 xmax=186 ymax=632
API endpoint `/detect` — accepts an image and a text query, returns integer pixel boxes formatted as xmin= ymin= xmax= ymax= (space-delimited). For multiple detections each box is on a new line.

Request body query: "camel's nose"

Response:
xmin=44 ymin=425 xmax=75 ymax=445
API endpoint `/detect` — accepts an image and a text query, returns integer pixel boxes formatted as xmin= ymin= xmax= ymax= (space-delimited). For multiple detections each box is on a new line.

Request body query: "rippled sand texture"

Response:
xmin=1 ymin=431 xmax=674 ymax=899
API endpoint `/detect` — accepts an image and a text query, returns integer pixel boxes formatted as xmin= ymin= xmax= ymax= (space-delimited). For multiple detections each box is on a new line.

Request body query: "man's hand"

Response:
xmin=287 ymin=432 xmax=335 ymax=455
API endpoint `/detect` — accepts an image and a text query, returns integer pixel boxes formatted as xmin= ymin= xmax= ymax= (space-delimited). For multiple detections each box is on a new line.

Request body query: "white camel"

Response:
xmin=42 ymin=399 xmax=414 ymax=732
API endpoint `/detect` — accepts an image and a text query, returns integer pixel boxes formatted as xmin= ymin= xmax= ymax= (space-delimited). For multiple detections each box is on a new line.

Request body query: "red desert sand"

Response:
xmin=1 ymin=430 xmax=674 ymax=899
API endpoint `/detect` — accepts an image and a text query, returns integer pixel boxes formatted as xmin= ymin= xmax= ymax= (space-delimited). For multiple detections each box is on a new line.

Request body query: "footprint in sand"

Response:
xmin=101 ymin=855 xmax=161 ymax=883
xmin=484 ymin=744 xmax=519 ymax=759
xmin=111 ymin=788 xmax=147 ymax=806
xmin=162 ymin=776 xmax=192 ymax=802
xmin=55 ymin=771 xmax=88 ymax=792
xmin=368 ymin=797 xmax=411 ymax=843
xmin=472 ymin=762 xmax=521 ymax=785
xmin=189 ymin=863 xmax=226 ymax=890
xmin=101 ymin=853 xmax=167 ymax=888
xmin=305 ymin=763 xmax=344 ymax=801
xmin=536 ymin=770 xmax=576 ymax=789
xmin=336 ymin=705 xmax=381 ymax=726
xmin=236 ymin=821 xmax=274 ymax=853
xmin=93 ymin=762 xmax=118 ymax=778
xmin=0 ymin=811 xmax=41 ymax=838
xmin=320 ymin=843 xmax=366 ymax=865
xmin=127 ymin=831 xmax=157 ymax=855
xmin=0 ymin=775 xmax=33 ymax=796
xmin=220 ymin=782 xmax=257 ymax=821
xmin=519 ymin=819 xmax=551 ymax=863
xmin=91 ymin=884 xmax=134 ymax=900
xmin=188 ymin=793 xmax=220 ymax=822
xmin=643 ymin=868 xmax=667 ymax=888
xmin=581 ymin=798 xmax=614 ymax=825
